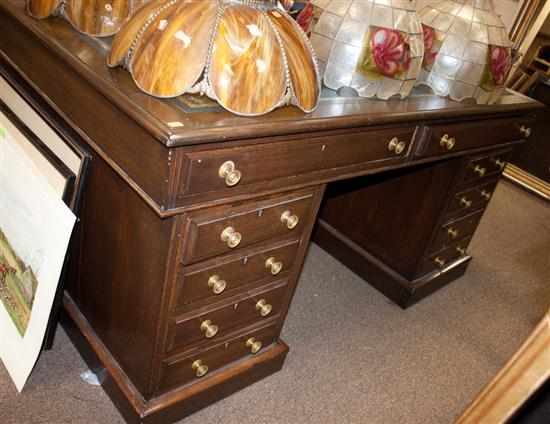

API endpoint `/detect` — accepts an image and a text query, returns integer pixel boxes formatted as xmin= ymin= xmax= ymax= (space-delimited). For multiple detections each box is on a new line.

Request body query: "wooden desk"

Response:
xmin=0 ymin=1 xmax=542 ymax=422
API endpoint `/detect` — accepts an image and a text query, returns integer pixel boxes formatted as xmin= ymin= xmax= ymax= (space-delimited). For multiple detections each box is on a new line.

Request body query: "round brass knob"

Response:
xmin=246 ymin=337 xmax=263 ymax=354
xmin=456 ymin=246 xmax=467 ymax=256
xmin=192 ymin=360 xmax=209 ymax=378
xmin=434 ymin=257 xmax=446 ymax=268
xmin=480 ymin=190 xmax=492 ymax=201
xmin=200 ymin=320 xmax=219 ymax=338
xmin=280 ymin=210 xmax=299 ymax=230
xmin=388 ymin=137 xmax=406 ymax=155
xmin=265 ymin=257 xmax=283 ymax=275
xmin=460 ymin=196 xmax=472 ymax=209
xmin=440 ymin=134 xmax=456 ymax=150
xmin=221 ymin=226 xmax=242 ymax=248
xmin=493 ymin=158 xmax=506 ymax=170
xmin=447 ymin=227 xmax=459 ymax=239
xmin=208 ymin=275 xmax=227 ymax=295
xmin=473 ymin=165 xmax=486 ymax=177
xmin=218 ymin=160 xmax=242 ymax=187
xmin=255 ymin=299 xmax=272 ymax=317
xmin=520 ymin=125 xmax=532 ymax=138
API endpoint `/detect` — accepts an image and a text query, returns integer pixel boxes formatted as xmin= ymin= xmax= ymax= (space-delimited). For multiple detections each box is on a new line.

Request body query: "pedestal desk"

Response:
xmin=0 ymin=1 xmax=542 ymax=422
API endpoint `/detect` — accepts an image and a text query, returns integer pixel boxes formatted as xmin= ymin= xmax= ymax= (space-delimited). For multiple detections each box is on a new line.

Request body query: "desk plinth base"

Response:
xmin=313 ymin=220 xmax=471 ymax=309
xmin=61 ymin=293 xmax=288 ymax=424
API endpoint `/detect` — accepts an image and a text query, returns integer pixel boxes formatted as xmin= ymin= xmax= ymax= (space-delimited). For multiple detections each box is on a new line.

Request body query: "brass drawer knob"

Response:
xmin=493 ymin=158 xmax=506 ymax=170
xmin=218 ymin=160 xmax=242 ymax=187
xmin=246 ymin=337 xmax=263 ymax=354
xmin=460 ymin=196 xmax=472 ymax=209
xmin=200 ymin=320 xmax=219 ymax=338
xmin=447 ymin=227 xmax=459 ymax=239
xmin=456 ymin=246 xmax=467 ymax=256
xmin=256 ymin=299 xmax=273 ymax=317
xmin=388 ymin=137 xmax=406 ymax=155
xmin=473 ymin=165 xmax=486 ymax=177
xmin=192 ymin=360 xmax=209 ymax=378
xmin=434 ymin=257 xmax=446 ymax=268
xmin=265 ymin=257 xmax=283 ymax=275
xmin=221 ymin=226 xmax=242 ymax=248
xmin=480 ymin=190 xmax=492 ymax=201
xmin=280 ymin=210 xmax=299 ymax=229
xmin=520 ymin=125 xmax=532 ymax=138
xmin=208 ymin=275 xmax=227 ymax=295
xmin=440 ymin=134 xmax=456 ymax=150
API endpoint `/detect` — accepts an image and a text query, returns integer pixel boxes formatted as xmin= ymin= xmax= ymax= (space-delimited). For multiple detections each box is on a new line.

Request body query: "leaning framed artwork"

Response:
xmin=0 ymin=73 xmax=88 ymax=392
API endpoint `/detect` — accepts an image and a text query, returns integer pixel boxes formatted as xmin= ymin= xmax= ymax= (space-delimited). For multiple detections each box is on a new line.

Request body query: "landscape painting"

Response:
xmin=0 ymin=228 xmax=39 ymax=336
xmin=0 ymin=77 xmax=77 ymax=392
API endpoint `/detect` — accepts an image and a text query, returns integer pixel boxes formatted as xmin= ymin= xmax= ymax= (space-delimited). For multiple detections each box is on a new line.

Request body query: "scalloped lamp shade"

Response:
xmin=416 ymin=0 xmax=513 ymax=104
xmin=310 ymin=0 xmax=424 ymax=99
xmin=27 ymin=0 xmax=144 ymax=37
xmin=107 ymin=0 xmax=321 ymax=116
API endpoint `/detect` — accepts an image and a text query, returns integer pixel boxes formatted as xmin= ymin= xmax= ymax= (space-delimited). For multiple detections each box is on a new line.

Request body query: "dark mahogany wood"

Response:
xmin=173 ymin=239 xmax=299 ymax=312
xmin=0 ymin=0 xmax=544 ymax=421
xmin=167 ymin=281 xmax=287 ymax=353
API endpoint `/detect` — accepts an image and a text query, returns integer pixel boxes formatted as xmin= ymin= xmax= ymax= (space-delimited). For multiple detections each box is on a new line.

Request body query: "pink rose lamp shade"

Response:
xmin=309 ymin=0 xmax=424 ymax=99
xmin=416 ymin=0 xmax=514 ymax=104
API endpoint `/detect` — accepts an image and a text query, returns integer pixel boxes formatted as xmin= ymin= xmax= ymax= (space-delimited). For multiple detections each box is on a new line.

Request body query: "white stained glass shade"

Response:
xmin=310 ymin=0 xmax=424 ymax=99
xmin=417 ymin=0 xmax=513 ymax=104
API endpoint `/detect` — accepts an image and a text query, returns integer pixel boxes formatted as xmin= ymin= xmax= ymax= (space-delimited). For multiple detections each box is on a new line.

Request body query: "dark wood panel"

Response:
xmin=179 ymin=126 xmax=416 ymax=197
xmin=418 ymin=118 xmax=529 ymax=157
xmin=68 ymin=153 xmax=175 ymax=397
xmin=167 ymin=282 xmax=287 ymax=353
xmin=160 ymin=323 xmax=279 ymax=393
xmin=319 ymin=159 xmax=461 ymax=279
xmin=180 ymin=190 xmax=314 ymax=264
xmin=428 ymin=210 xmax=485 ymax=255
xmin=173 ymin=239 xmax=299 ymax=312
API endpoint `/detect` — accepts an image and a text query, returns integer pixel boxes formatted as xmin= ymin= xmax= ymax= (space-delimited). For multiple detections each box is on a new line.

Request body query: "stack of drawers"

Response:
xmin=158 ymin=188 xmax=321 ymax=393
xmin=420 ymin=149 xmax=512 ymax=276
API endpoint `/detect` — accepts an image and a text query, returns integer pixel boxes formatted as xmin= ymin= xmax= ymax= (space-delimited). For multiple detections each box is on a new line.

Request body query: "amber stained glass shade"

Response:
xmin=107 ymin=0 xmax=321 ymax=116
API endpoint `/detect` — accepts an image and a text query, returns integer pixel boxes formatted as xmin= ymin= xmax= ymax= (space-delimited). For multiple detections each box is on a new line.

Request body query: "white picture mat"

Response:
xmin=0 ymin=104 xmax=76 ymax=392
xmin=0 ymin=76 xmax=81 ymax=176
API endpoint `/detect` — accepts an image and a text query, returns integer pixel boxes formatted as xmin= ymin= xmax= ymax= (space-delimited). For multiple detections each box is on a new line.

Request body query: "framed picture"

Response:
xmin=0 ymin=73 xmax=89 ymax=392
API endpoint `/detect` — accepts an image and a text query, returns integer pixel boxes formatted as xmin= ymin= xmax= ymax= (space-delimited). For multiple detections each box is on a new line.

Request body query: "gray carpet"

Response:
xmin=1 ymin=181 xmax=549 ymax=424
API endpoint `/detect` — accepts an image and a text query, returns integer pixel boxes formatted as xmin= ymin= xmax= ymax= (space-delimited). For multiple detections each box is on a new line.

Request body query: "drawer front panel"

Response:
xmin=174 ymin=240 xmax=299 ymax=311
xmin=458 ymin=152 xmax=509 ymax=186
xmin=181 ymin=127 xmax=417 ymax=196
xmin=418 ymin=237 xmax=472 ymax=277
xmin=160 ymin=324 xmax=278 ymax=392
xmin=167 ymin=282 xmax=287 ymax=353
xmin=429 ymin=210 xmax=484 ymax=255
xmin=181 ymin=191 xmax=313 ymax=264
xmin=445 ymin=179 xmax=498 ymax=219
xmin=419 ymin=119 xmax=524 ymax=157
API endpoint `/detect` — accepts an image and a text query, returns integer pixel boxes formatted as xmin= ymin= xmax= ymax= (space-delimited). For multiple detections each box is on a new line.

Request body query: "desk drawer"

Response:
xmin=167 ymin=281 xmax=286 ymax=353
xmin=419 ymin=119 xmax=525 ymax=157
xmin=445 ymin=179 xmax=498 ymax=219
xmin=428 ymin=210 xmax=484 ymax=255
xmin=160 ymin=323 xmax=278 ymax=393
xmin=179 ymin=127 xmax=416 ymax=196
xmin=458 ymin=152 xmax=510 ymax=187
xmin=181 ymin=190 xmax=313 ymax=264
xmin=173 ymin=240 xmax=299 ymax=311
xmin=418 ymin=237 xmax=472 ymax=277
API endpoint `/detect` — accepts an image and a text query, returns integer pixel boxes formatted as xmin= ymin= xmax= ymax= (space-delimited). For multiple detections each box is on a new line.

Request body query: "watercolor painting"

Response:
xmin=0 ymin=228 xmax=39 ymax=336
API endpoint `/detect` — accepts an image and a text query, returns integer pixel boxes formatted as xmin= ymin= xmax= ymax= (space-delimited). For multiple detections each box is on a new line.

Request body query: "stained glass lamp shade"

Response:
xmin=309 ymin=0 xmax=424 ymax=99
xmin=107 ymin=0 xmax=321 ymax=116
xmin=417 ymin=0 xmax=513 ymax=104
xmin=27 ymin=0 xmax=143 ymax=37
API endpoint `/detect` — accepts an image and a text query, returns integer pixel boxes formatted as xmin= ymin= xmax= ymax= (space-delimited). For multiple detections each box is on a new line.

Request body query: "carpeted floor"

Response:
xmin=1 ymin=180 xmax=549 ymax=424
